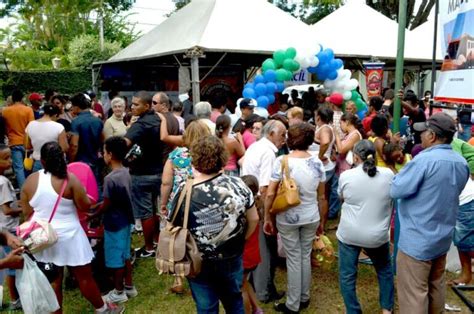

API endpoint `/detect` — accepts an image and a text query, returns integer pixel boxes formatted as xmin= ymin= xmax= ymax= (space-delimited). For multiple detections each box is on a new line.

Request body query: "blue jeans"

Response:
xmin=458 ymin=123 xmax=471 ymax=142
xmin=131 ymin=174 xmax=161 ymax=220
xmin=326 ymin=168 xmax=340 ymax=219
xmin=188 ymin=255 xmax=244 ymax=314
xmin=32 ymin=159 xmax=43 ymax=173
xmin=338 ymin=241 xmax=394 ymax=313
xmin=11 ymin=145 xmax=26 ymax=189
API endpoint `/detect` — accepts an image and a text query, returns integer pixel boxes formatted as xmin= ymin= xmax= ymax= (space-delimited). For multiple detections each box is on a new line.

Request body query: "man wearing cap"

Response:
xmin=232 ymin=98 xmax=255 ymax=133
xmin=28 ymin=93 xmax=44 ymax=120
xmin=390 ymin=113 xmax=469 ymax=313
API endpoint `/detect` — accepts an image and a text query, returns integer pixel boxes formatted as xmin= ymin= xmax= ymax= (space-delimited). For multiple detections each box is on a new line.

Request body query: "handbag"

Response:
xmin=23 ymin=133 xmax=33 ymax=171
xmin=156 ymin=179 xmax=202 ymax=278
xmin=16 ymin=179 xmax=68 ymax=254
xmin=270 ymin=155 xmax=301 ymax=214
xmin=345 ymin=150 xmax=354 ymax=166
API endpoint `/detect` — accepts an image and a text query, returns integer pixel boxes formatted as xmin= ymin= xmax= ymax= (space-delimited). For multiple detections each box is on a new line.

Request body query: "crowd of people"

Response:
xmin=0 ymin=85 xmax=472 ymax=313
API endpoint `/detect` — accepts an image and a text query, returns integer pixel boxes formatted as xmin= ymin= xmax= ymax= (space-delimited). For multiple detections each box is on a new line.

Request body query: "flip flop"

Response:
xmin=448 ymin=280 xmax=467 ymax=287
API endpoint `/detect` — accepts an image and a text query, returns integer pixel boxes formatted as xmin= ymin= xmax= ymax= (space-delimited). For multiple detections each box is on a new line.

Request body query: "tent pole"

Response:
xmin=430 ymin=0 xmax=439 ymax=95
xmin=393 ymin=0 xmax=407 ymax=133
xmin=185 ymin=47 xmax=205 ymax=105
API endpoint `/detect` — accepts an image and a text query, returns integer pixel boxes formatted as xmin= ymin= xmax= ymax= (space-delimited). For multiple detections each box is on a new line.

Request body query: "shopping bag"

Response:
xmin=15 ymin=254 xmax=59 ymax=314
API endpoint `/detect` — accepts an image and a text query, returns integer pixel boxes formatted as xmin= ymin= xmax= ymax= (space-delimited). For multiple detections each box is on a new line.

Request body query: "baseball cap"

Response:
xmin=413 ymin=112 xmax=456 ymax=137
xmin=239 ymin=98 xmax=256 ymax=109
xmin=28 ymin=92 xmax=43 ymax=102
xmin=325 ymin=92 xmax=344 ymax=106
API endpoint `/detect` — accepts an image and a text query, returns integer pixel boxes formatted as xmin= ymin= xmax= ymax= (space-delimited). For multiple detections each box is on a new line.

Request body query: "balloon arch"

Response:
xmin=240 ymin=46 xmax=368 ymax=119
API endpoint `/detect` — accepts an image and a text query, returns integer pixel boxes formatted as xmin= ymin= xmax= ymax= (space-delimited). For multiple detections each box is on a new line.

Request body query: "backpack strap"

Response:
xmin=182 ymin=179 xmax=194 ymax=229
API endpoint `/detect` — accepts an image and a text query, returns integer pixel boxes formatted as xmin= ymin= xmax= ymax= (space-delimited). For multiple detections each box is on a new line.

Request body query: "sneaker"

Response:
xmin=135 ymin=246 xmax=155 ymax=258
xmin=274 ymin=302 xmax=299 ymax=314
xmin=8 ymin=299 xmax=22 ymax=311
xmin=299 ymin=300 xmax=310 ymax=310
xmin=105 ymin=289 xmax=128 ymax=304
xmin=124 ymin=285 xmax=138 ymax=298
xmin=99 ymin=302 xmax=125 ymax=314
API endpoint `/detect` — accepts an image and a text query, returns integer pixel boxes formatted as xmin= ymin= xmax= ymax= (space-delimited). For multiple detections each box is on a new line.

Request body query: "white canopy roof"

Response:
xmin=107 ymin=0 xmax=315 ymax=63
xmin=309 ymin=0 xmax=442 ymax=62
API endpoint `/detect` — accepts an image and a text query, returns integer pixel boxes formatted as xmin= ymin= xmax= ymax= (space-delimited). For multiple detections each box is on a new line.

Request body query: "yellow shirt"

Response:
xmin=368 ymin=136 xmax=387 ymax=168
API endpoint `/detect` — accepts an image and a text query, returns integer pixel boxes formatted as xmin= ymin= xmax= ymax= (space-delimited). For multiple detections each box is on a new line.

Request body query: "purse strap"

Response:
xmin=170 ymin=179 xmax=194 ymax=227
xmin=281 ymin=155 xmax=291 ymax=180
xmin=48 ymin=178 xmax=68 ymax=223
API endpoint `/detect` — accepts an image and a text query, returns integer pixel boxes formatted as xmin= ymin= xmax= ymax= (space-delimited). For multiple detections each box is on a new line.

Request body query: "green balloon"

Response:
xmin=291 ymin=60 xmax=300 ymax=72
xmin=276 ymin=68 xmax=287 ymax=82
xmin=351 ymin=90 xmax=359 ymax=101
xmin=282 ymin=58 xmax=293 ymax=71
xmin=285 ymin=47 xmax=297 ymax=59
xmin=355 ymin=99 xmax=366 ymax=111
xmin=273 ymin=50 xmax=286 ymax=67
xmin=285 ymin=69 xmax=293 ymax=81
xmin=262 ymin=58 xmax=276 ymax=72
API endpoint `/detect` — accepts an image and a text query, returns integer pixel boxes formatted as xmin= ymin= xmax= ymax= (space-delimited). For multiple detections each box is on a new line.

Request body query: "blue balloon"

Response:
xmin=255 ymin=83 xmax=267 ymax=96
xmin=357 ymin=108 xmax=368 ymax=120
xmin=264 ymin=70 xmax=277 ymax=82
xmin=243 ymin=88 xmax=256 ymax=99
xmin=254 ymin=74 xmax=266 ymax=84
xmin=328 ymin=70 xmax=338 ymax=80
xmin=317 ymin=51 xmax=329 ymax=64
xmin=266 ymin=82 xmax=277 ymax=94
xmin=244 ymin=83 xmax=254 ymax=90
xmin=257 ymin=96 xmax=270 ymax=108
xmin=307 ymin=66 xmax=318 ymax=74
xmin=325 ymin=48 xmax=334 ymax=60
xmin=334 ymin=58 xmax=343 ymax=70
xmin=267 ymin=94 xmax=275 ymax=104
xmin=276 ymin=82 xmax=285 ymax=92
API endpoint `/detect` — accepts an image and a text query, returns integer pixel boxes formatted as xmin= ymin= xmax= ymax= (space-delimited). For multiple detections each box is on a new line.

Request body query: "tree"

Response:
xmin=366 ymin=0 xmax=435 ymax=30
xmin=68 ymin=34 xmax=121 ymax=69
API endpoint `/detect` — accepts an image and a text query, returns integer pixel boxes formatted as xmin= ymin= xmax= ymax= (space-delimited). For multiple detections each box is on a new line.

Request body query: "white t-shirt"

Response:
xmin=271 ymin=155 xmax=326 ymax=226
xmin=337 ymin=165 xmax=394 ymax=248
xmin=26 ymin=120 xmax=64 ymax=160
xmin=460 ymin=177 xmax=474 ymax=206
xmin=242 ymin=137 xmax=278 ymax=187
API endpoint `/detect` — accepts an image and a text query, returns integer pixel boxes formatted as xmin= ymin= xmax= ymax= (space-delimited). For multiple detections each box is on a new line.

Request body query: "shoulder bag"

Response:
xmin=156 ymin=179 xmax=202 ymax=278
xmin=16 ymin=178 xmax=68 ymax=254
xmin=270 ymin=155 xmax=301 ymax=214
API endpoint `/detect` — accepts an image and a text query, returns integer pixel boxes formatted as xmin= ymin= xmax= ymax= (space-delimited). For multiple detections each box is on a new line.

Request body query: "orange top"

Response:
xmin=2 ymin=103 xmax=34 ymax=146
xmin=469 ymin=137 xmax=474 ymax=146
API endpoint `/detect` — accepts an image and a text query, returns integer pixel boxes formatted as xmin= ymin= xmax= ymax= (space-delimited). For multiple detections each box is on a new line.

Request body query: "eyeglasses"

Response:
xmin=152 ymin=100 xmax=163 ymax=105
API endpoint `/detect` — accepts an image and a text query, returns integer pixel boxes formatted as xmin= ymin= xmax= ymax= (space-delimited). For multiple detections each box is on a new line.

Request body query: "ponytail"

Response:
xmin=362 ymin=154 xmax=377 ymax=177
xmin=353 ymin=139 xmax=377 ymax=178
xmin=215 ymin=114 xmax=230 ymax=139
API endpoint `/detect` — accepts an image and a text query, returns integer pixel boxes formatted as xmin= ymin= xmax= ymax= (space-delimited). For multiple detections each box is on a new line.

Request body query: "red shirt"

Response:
xmin=362 ymin=112 xmax=377 ymax=134
xmin=243 ymin=224 xmax=261 ymax=270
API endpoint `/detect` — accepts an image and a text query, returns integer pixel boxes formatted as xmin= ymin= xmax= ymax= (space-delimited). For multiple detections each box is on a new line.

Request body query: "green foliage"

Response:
xmin=0 ymin=70 xmax=92 ymax=98
xmin=68 ymin=34 xmax=121 ymax=69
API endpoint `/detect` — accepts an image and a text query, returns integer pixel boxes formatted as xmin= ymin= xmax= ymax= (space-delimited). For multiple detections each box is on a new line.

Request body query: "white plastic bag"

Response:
xmin=15 ymin=254 xmax=60 ymax=314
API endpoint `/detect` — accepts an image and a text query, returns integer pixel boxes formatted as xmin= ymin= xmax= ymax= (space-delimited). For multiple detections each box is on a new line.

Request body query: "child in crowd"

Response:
xmin=90 ymin=136 xmax=137 ymax=303
xmin=240 ymin=175 xmax=262 ymax=314
xmin=0 ymin=144 xmax=22 ymax=310
xmin=383 ymin=142 xmax=411 ymax=174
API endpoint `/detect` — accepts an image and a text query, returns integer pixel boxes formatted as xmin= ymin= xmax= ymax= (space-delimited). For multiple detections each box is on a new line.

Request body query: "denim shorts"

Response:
xmin=2 ymin=246 xmax=17 ymax=276
xmin=104 ymin=225 xmax=131 ymax=268
xmin=131 ymin=174 xmax=161 ymax=220
xmin=454 ymin=200 xmax=474 ymax=252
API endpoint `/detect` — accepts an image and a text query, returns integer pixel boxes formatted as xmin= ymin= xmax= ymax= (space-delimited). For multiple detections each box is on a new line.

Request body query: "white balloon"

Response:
xmin=343 ymin=69 xmax=352 ymax=80
xmin=309 ymin=56 xmax=319 ymax=68
xmin=300 ymin=58 xmax=310 ymax=69
xmin=324 ymin=79 xmax=336 ymax=89
xmin=336 ymin=68 xmax=345 ymax=81
xmin=343 ymin=91 xmax=352 ymax=100
xmin=254 ymin=107 xmax=269 ymax=119
xmin=348 ymin=78 xmax=359 ymax=90
xmin=294 ymin=53 xmax=305 ymax=64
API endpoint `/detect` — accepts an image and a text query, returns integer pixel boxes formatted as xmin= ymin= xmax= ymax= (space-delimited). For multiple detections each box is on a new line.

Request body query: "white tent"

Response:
xmin=107 ymin=0 xmax=315 ymax=63
xmin=309 ymin=0 xmax=442 ymax=62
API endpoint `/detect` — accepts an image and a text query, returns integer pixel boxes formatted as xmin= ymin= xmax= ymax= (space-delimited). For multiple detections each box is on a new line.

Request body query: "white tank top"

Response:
xmin=30 ymin=170 xmax=79 ymax=225
xmin=309 ymin=124 xmax=336 ymax=171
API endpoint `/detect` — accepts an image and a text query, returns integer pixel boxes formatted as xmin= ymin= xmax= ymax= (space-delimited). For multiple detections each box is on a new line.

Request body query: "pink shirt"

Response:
xmin=210 ymin=110 xmax=221 ymax=123
xmin=242 ymin=130 xmax=256 ymax=149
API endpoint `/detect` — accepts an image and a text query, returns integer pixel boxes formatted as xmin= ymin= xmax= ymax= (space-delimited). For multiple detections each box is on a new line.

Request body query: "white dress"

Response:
xmin=31 ymin=170 xmax=94 ymax=266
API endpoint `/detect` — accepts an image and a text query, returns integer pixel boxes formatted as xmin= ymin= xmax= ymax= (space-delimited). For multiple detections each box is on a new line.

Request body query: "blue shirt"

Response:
xmin=71 ymin=111 xmax=103 ymax=164
xmin=391 ymin=144 xmax=469 ymax=261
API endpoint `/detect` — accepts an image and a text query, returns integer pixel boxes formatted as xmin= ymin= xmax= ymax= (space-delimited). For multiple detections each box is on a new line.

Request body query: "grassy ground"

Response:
xmin=57 ymin=230 xmax=472 ymax=314
xmin=2 ymin=230 xmax=471 ymax=313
